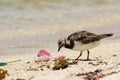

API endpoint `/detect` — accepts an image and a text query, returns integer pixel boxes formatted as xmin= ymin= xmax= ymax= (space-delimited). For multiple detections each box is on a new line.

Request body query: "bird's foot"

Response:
xmin=86 ymin=58 xmax=91 ymax=61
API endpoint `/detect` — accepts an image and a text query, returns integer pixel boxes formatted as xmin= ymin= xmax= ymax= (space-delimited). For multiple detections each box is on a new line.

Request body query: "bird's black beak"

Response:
xmin=58 ymin=46 xmax=62 ymax=52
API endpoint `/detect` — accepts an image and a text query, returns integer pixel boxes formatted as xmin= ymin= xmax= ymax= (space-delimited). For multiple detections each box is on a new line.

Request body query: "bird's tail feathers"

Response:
xmin=99 ymin=33 xmax=113 ymax=39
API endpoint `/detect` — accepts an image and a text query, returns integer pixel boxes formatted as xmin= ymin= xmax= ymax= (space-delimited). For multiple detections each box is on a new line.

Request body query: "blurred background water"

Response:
xmin=0 ymin=0 xmax=120 ymax=55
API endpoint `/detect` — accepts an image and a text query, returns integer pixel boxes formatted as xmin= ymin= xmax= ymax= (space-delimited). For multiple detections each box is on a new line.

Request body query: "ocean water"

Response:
xmin=0 ymin=0 xmax=120 ymax=55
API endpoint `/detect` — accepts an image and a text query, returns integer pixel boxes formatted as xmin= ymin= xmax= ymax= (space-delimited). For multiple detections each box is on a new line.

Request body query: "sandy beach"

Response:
xmin=0 ymin=30 xmax=120 ymax=80
xmin=0 ymin=0 xmax=120 ymax=80
xmin=0 ymin=39 xmax=120 ymax=80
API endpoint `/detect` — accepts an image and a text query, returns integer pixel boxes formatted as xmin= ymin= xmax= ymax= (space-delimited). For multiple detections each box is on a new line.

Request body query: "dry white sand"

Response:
xmin=0 ymin=40 xmax=120 ymax=80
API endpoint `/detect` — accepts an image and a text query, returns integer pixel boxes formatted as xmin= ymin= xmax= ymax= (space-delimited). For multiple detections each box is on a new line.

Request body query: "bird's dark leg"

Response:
xmin=87 ymin=50 xmax=90 ymax=60
xmin=75 ymin=51 xmax=82 ymax=60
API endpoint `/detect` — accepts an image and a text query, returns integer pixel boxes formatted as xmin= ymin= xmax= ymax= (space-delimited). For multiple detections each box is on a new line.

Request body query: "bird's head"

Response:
xmin=57 ymin=38 xmax=66 ymax=52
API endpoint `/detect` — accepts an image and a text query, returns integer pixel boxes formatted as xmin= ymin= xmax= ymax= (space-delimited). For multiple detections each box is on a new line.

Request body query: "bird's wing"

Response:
xmin=67 ymin=31 xmax=100 ymax=44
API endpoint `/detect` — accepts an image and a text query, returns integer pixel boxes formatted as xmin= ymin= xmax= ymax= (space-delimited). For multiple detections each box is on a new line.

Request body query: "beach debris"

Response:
xmin=84 ymin=70 xmax=120 ymax=80
xmin=0 ymin=62 xmax=7 ymax=66
xmin=52 ymin=58 xmax=69 ymax=70
xmin=0 ymin=68 xmax=9 ymax=80
xmin=35 ymin=49 xmax=51 ymax=62
xmin=76 ymin=69 xmax=103 ymax=76
xmin=66 ymin=58 xmax=78 ymax=65
xmin=112 ymin=54 xmax=117 ymax=57
xmin=76 ymin=69 xmax=104 ymax=80
xmin=84 ymin=70 xmax=104 ymax=80
xmin=45 ymin=63 xmax=51 ymax=69
xmin=116 ymin=63 xmax=120 ymax=66
xmin=25 ymin=63 xmax=46 ymax=71
xmin=76 ymin=65 xmax=120 ymax=80
xmin=26 ymin=61 xmax=30 ymax=64
xmin=88 ymin=61 xmax=107 ymax=66
xmin=27 ymin=50 xmax=78 ymax=71
xmin=37 ymin=50 xmax=51 ymax=57
xmin=68 ymin=60 xmax=78 ymax=65
xmin=35 ymin=56 xmax=51 ymax=62
xmin=35 ymin=49 xmax=65 ymax=62
xmin=0 ymin=60 xmax=21 ymax=66
xmin=53 ymin=55 xmax=65 ymax=61
xmin=26 ymin=68 xmax=39 ymax=71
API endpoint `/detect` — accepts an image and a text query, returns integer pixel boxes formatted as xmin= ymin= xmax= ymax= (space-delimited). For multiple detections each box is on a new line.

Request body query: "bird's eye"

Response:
xmin=59 ymin=42 xmax=62 ymax=45
xmin=58 ymin=41 xmax=62 ymax=45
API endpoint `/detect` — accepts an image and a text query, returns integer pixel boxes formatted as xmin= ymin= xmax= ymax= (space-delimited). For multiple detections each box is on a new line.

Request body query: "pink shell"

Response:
xmin=37 ymin=50 xmax=51 ymax=57
xmin=35 ymin=56 xmax=51 ymax=62
xmin=53 ymin=55 xmax=65 ymax=61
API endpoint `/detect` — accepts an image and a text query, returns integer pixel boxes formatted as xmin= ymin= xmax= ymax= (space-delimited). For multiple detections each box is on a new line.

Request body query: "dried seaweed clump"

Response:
xmin=52 ymin=58 xmax=69 ymax=70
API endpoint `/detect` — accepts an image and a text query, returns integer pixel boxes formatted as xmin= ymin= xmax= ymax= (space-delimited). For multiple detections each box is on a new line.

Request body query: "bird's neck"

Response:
xmin=64 ymin=40 xmax=74 ymax=49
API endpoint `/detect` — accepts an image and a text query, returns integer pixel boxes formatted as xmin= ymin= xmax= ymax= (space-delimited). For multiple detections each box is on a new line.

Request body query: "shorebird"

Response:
xmin=57 ymin=31 xmax=113 ymax=60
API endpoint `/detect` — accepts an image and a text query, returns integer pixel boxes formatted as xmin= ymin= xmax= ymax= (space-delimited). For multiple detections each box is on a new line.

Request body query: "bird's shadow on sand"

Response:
xmin=67 ymin=58 xmax=99 ymax=62
xmin=79 ymin=59 xmax=98 ymax=61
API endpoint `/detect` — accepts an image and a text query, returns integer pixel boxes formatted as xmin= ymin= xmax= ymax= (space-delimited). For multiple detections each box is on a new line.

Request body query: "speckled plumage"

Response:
xmin=57 ymin=31 xmax=113 ymax=60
